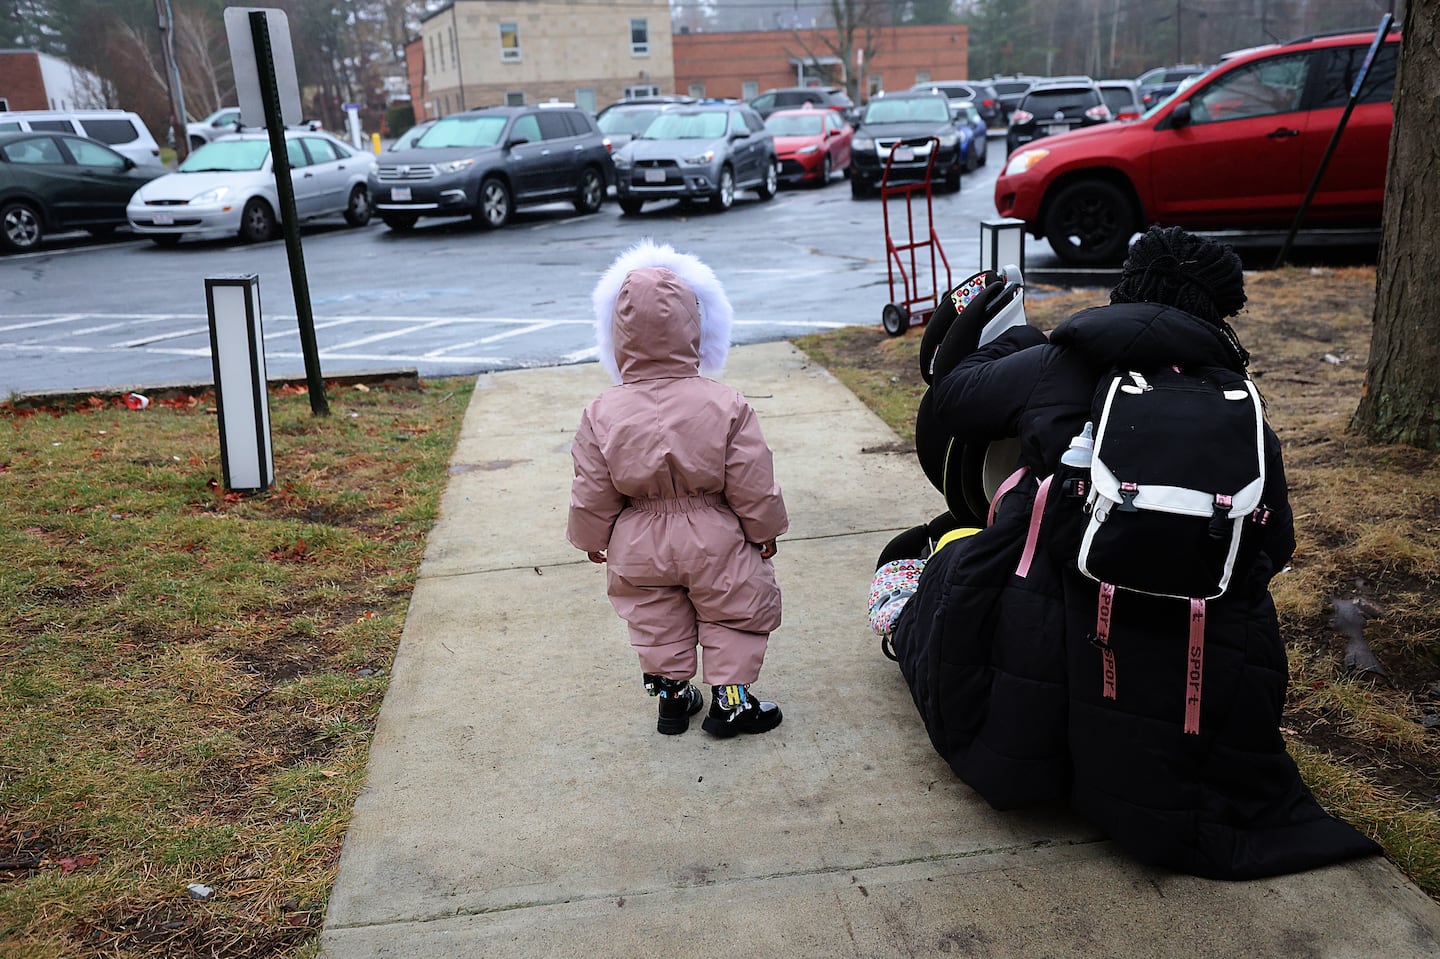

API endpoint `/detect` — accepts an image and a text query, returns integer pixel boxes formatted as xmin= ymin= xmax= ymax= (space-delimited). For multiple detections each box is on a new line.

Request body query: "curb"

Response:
xmin=2 ymin=367 xmax=422 ymax=412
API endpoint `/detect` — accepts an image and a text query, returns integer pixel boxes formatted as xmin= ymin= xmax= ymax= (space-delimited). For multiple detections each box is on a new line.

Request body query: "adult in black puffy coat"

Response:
xmin=889 ymin=226 xmax=1378 ymax=879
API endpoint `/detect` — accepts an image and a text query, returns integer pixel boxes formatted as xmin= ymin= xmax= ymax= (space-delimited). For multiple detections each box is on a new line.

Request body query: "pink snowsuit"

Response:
xmin=567 ymin=265 xmax=788 ymax=685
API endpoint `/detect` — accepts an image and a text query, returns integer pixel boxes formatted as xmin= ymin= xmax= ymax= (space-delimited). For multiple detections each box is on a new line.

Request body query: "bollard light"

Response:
xmin=205 ymin=274 xmax=274 ymax=493
xmin=980 ymin=217 xmax=1026 ymax=276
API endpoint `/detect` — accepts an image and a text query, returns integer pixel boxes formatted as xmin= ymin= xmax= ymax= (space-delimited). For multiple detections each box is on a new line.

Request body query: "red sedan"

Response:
xmin=764 ymin=106 xmax=852 ymax=188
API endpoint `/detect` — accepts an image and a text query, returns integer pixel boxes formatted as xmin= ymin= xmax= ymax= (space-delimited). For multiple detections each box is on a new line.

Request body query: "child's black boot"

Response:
xmin=644 ymin=674 xmax=704 ymax=735
xmin=701 ymin=684 xmax=783 ymax=738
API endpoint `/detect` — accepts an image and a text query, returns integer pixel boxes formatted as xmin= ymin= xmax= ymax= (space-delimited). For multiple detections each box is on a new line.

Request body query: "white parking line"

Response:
xmin=424 ymin=321 xmax=559 ymax=356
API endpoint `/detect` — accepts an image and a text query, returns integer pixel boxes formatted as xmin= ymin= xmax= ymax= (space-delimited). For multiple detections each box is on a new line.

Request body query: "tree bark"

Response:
xmin=1351 ymin=2 xmax=1440 ymax=450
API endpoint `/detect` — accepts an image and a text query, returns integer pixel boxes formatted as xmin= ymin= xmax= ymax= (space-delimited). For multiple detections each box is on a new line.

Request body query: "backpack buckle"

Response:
xmin=1117 ymin=482 xmax=1139 ymax=512
xmin=1062 ymin=476 xmax=1089 ymax=498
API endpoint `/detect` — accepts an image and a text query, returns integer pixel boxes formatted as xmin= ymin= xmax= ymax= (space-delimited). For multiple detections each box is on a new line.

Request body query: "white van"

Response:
xmin=0 ymin=110 xmax=163 ymax=165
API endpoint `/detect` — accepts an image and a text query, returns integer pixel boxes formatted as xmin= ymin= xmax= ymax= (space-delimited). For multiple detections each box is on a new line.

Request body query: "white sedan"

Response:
xmin=127 ymin=130 xmax=376 ymax=246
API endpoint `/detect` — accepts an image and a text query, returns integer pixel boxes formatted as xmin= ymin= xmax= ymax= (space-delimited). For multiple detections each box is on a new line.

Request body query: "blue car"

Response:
xmin=951 ymin=100 xmax=988 ymax=172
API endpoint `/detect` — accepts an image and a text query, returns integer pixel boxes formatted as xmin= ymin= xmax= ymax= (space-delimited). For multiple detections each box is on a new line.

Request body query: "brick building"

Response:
xmin=672 ymin=24 xmax=970 ymax=103
xmin=0 ymin=50 xmax=106 ymax=112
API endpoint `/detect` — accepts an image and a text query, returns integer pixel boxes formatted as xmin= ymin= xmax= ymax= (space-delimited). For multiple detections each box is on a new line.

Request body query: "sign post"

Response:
xmin=225 ymin=6 xmax=328 ymax=416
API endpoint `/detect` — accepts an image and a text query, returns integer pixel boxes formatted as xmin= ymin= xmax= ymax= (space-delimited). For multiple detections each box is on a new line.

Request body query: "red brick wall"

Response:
xmin=0 ymin=52 xmax=48 ymax=111
xmin=672 ymin=24 xmax=968 ymax=103
xmin=404 ymin=38 xmax=427 ymax=122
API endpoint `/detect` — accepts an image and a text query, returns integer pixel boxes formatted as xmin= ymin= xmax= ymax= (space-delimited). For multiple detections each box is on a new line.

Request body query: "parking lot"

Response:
xmin=1 ymin=152 xmax=1059 ymax=400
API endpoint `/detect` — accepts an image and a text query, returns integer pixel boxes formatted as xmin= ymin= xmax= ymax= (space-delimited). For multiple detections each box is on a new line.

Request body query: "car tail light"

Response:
xmin=981 ymin=98 xmax=997 ymax=109
xmin=1010 ymin=109 xmax=1033 ymax=125
xmin=1084 ymin=104 xmax=1112 ymax=121
xmin=1117 ymin=109 xmax=1141 ymax=121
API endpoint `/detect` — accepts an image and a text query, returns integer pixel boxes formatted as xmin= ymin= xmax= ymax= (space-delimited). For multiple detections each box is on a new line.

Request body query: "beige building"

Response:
xmin=419 ymin=0 xmax=675 ymax=117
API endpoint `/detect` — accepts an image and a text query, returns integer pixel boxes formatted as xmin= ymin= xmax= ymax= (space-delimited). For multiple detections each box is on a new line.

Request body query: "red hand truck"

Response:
xmin=879 ymin=135 xmax=952 ymax=336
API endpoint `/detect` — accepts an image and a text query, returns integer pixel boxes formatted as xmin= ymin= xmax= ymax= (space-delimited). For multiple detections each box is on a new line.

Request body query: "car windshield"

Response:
xmin=1140 ymin=71 xmax=1209 ymax=119
xmin=765 ymin=113 xmax=823 ymax=136
xmin=642 ymin=111 xmax=728 ymax=139
xmin=416 ymin=115 xmax=507 ymax=148
xmin=178 ymin=139 xmax=270 ymax=172
xmin=1022 ymin=89 xmax=1100 ymax=114
xmin=598 ymin=108 xmax=664 ymax=136
xmin=864 ymin=97 xmax=951 ymax=124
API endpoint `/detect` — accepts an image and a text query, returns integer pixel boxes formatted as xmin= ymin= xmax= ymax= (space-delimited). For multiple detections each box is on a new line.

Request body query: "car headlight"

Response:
xmin=1004 ymin=148 xmax=1050 ymax=176
xmin=681 ymin=149 xmax=715 ymax=166
xmin=613 ymin=153 xmax=632 ymax=169
xmin=797 ymin=145 xmax=819 ymax=155
xmin=190 ymin=186 xmax=230 ymax=205
xmin=435 ymin=158 xmax=475 ymax=175
xmin=937 ymin=133 xmax=959 ymax=148
xmin=852 ymin=136 xmax=874 ymax=151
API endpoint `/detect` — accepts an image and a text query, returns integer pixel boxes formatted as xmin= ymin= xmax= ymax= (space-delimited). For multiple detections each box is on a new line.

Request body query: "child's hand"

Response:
xmin=587 ymin=550 xmax=607 ymax=564
xmin=758 ymin=539 xmax=778 ymax=559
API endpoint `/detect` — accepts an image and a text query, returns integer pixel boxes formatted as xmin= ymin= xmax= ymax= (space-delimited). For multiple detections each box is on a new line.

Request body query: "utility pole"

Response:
xmin=155 ymin=0 xmax=189 ymax=162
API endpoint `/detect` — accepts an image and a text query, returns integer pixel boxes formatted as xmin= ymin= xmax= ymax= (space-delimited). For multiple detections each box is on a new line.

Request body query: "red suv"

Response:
xmin=994 ymin=29 xmax=1399 ymax=265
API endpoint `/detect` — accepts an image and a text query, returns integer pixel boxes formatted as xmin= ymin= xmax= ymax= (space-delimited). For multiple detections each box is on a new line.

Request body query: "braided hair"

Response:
xmin=1110 ymin=225 xmax=1250 ymax=365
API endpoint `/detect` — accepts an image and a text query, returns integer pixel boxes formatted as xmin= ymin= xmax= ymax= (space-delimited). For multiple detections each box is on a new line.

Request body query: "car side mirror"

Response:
xmin=123 ymin=157 xmax=136 ymax=170
xmin=731 ymin=129 xmax=749 ymax=140
xmin=1169 ymin=101 xmax=1192 ymax=128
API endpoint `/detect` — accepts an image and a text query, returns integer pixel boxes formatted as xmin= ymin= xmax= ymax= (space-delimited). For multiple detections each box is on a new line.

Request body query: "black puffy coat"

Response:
xmin=889 ymin=301 xmax=1379 ymax=879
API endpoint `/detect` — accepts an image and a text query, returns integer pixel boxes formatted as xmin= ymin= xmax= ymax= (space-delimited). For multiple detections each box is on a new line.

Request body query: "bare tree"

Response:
xmin=1351 ymin=2 xmax=1440 ymax=449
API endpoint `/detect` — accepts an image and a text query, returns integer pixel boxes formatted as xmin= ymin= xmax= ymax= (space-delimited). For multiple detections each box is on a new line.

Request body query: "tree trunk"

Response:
xmin=1351 ymin=1 xmax=1440 ymax=450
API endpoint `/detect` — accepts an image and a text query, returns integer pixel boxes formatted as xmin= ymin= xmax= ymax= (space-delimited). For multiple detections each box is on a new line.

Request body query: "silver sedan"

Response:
xmin=126 ymin=130 xmax=375 ymax=246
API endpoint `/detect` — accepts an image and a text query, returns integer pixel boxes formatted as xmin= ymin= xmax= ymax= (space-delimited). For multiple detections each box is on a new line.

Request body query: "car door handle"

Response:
xmin=1267 ymin=128 xmax=1300 ymax=139
xmin=541 ymin=149 xmax=551 ymax=156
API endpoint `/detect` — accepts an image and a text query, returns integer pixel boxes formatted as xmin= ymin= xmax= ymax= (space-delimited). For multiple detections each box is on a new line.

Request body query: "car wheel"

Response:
xmin=618 ymin=197 xmax=644 ymax=216
xmin=757 ymin=160 xmax=777 ymax=201
xmin=238 ymin=198 xmax=276 ymax=243
xmin=709 ymin=166 xmax=735 ymax=211
xmin=944 ymin=166 xmax=962 ymax=193
xmin=965 ymin=143 xmax=979 ymax=173
xmin=978 ymin=140 xmax=988 ymax=167
xmin=814 ymin=155 xmax=832 ymax=188
xmin=850 ymin=177 xmax=868 ymax=200
xmin=474 ymin=176 xmax=512 ymax=229
xmin=0 ymin=200 xmax=43 ymax=253
xmin=150 ymin=235 xmax=182 ymax=247
xmin=573 ymin=167 xmax=605 ymax=214
xmin=1044 ymin=179 xmax=1137 ymax=266
xmin=343 ymin=185 xmax=372 ymax=226
xmin=381 ymin=214 xmax=417 ymax=232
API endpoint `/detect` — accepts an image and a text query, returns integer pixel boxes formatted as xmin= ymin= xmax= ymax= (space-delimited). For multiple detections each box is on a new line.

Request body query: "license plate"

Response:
xmin=1046 ymin=124 xmax=1070 ymax=136
xmin=894 ymin=147 xmax=915 ymax=162
xmin=151 ymin=212 xmax=173 ymax=225
xmin=644 ymin=169 xmax=666 ymax=183
xmin=392 ymin=186 xmax=411 ymax=201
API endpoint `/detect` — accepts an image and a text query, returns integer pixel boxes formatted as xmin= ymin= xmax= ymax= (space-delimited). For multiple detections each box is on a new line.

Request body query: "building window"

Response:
xmin=741 ymin=81 xmax=758 ymax=100
xmin=915 ymin=71 xmax=930 ymax=84
xmin=688 ymin=82 xmax=705 ymax=99
xmin=500 ymin=22 xmax=521 ymax=61
xmin=575 ymin=87 xmax=596 ymax=113
xmin=624 ymin=84 xmax=660 ymax=99
xmin=630 ymin=18 xmax=649 ymax=56
xmin=506 ymin=90 xmax=525 ymax=106
xmin=868 ymin=75 xmax=883 ymax=97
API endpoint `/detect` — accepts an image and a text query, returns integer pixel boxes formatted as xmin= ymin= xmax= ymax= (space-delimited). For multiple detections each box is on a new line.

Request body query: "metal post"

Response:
xmin=1274 ymin=14 xmax=1393 ymax=269
xmin=154 ymin=0 xmax=189 ymax=162
xmin=249 ymin=10 xmax=328 ymax=416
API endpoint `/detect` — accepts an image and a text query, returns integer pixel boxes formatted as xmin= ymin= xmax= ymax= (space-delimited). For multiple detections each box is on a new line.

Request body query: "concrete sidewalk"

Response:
xmin=318 ymin=342 xmax=1440 ymax=958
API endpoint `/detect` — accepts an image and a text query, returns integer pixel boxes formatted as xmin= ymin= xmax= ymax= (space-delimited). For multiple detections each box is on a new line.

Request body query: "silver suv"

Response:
xmin=612 ymin=104 xmax=778 ymax=214
xmin=370 ymin=103 xmax=614 ymax=231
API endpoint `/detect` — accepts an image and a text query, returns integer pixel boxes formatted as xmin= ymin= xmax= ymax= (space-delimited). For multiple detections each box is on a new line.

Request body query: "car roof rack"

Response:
xmin=1285 ymin=24 xmax=1399 ymax=44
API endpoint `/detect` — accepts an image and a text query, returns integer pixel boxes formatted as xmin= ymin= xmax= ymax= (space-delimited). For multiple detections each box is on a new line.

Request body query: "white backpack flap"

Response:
xmin=1078 ymin=369 xmax=1266 ymax=600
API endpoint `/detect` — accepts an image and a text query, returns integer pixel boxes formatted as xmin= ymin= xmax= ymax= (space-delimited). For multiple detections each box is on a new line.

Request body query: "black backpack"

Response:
xmin=1075 ymin=365 xmax=1269 ymax=734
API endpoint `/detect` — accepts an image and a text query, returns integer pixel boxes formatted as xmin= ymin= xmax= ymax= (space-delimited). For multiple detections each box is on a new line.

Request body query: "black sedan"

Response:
xmin=848 ymin=91 xmax=964 ymax=198
xmin=0 ymin=131 xmax=166 ymax=253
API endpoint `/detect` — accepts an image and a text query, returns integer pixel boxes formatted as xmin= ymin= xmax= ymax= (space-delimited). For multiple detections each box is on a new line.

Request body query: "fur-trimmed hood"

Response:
xmin=591 ymin=239 xmax=733 ymax=383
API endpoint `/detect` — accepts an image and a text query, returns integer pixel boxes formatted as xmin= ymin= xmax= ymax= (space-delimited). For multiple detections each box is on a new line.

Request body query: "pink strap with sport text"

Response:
xmin=1185 ymin=598 xmax=1206 ymax=735
xmin=1096 ymin=582 xmax=1116 ymax=700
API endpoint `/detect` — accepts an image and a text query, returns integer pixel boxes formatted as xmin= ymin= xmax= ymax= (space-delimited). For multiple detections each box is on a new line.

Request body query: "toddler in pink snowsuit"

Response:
xmin=568 ymin=239 xmax=789 ymax=737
